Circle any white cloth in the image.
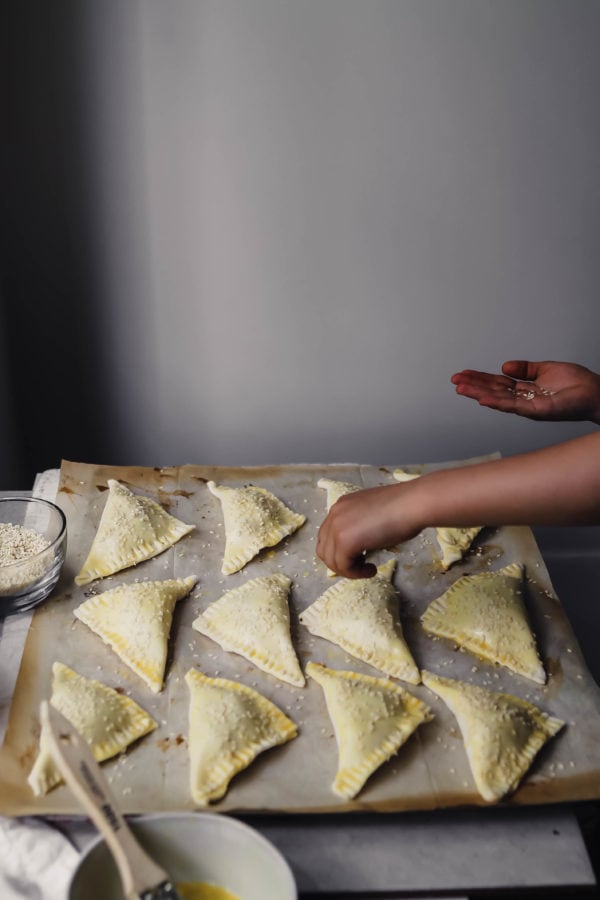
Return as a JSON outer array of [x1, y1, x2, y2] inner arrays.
[[0, 816, 79, 900]]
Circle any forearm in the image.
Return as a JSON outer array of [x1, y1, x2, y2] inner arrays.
[[410, 431, 600, 529], [317, 431, 600, 578]]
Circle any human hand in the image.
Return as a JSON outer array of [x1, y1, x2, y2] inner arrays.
[[451, 360, 600, 423], [316, 483, 422, 578]]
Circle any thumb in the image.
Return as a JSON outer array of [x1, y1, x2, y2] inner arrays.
[[501, 360, 541, 381]]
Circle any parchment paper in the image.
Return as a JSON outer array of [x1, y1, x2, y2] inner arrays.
[[1, 458, 599, 816]]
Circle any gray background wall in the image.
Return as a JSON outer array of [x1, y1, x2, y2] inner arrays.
[[3, 0, 600, 487]]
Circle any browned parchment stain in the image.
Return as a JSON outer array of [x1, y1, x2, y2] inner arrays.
[[18, 744, 37, 772], [544, 656, 564, 698], [156, 735, 186, 752]]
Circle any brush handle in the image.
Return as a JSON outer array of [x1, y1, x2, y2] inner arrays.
[[41, 701, 170, 900]]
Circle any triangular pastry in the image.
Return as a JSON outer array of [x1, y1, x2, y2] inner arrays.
[[192, 573, 304, 687], [318, 476, 362, 508], [75, 479, 194, 585], [28, 662, 157, 797], [391, 469, 422, 483], [307, 662, 433, 799], [421, 670, 564, 802], [299, 559, 420, 684], [393, 469, 482, 569], [421, 562, 545, 684], [208, 481, 306, 574], [318, 477, 363, 576], [185, 668, 297, 805], [74, 576, 196, 692], [434, 526, 484, 570]]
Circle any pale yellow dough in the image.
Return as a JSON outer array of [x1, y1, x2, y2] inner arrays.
[[207, 481, 306, 575], [435, 526, 484, 570], [421, 562, 545, 684], [185, 668, 297, 806], [318, 477, 362, 508], [391, 469, 422, 483], [28, 662, 157, 797], [308, 662, 433, 799], [74, 576, 196, 692], [393, 468, 482, 569], [421, 670, 564, 801], [75, 479, 194, 585], [299, 559, 420, 684], [192, 573, 304, 686]]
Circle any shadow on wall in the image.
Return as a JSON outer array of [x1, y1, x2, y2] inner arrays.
[[2, 1, 112, 488]]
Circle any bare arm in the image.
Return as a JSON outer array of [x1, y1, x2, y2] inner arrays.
[[316, 432, 600, 578]]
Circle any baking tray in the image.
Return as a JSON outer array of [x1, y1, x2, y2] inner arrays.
[[1, 458, 600, 816]]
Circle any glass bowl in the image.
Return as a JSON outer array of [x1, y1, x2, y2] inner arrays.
[[0, 496, 67, 616]]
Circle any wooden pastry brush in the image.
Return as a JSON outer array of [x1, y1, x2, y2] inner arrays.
[[41, 701, 182, 900]]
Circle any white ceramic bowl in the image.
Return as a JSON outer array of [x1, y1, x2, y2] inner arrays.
[[68, 813, 297, 900]]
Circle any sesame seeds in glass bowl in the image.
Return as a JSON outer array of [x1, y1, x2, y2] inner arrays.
[[0, 497, 67, 616]]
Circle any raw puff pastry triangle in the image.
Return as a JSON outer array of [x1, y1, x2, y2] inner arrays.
[[393, 468, 482, 569], [421, 562, 545, 684], [75, 479, 194, 585], [307, 662, 433, 799], [208, 481, 306, 575], [28, 662, 157, 797], [74, 576, 196, 693], [192, 573, 304, 687], [299, 559, 420, 684], [318, 476, 362, 508], [421, 670, 564, 802], [185, 668, 298, 805]]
